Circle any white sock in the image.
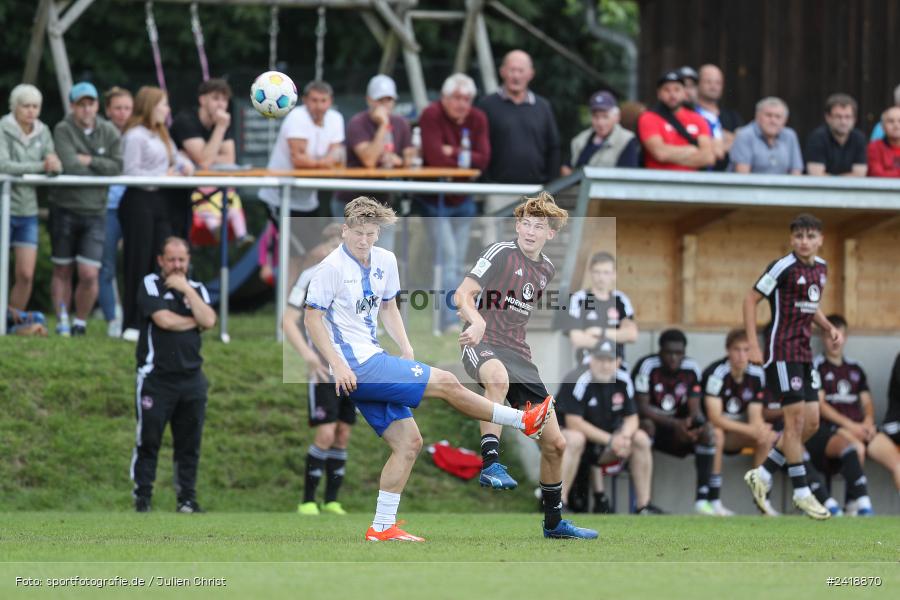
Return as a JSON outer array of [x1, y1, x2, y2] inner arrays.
[[491, 404, 524, 430], [73, 318, 87, 328], [793, 486, 812, 499], [856, 495, 872, 511], [757, 465, 773, 486], [372, 490, 401, 532], [824, 497, 839, 510]]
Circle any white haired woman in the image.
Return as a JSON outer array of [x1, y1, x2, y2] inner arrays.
[[0, 83, 62, 325]]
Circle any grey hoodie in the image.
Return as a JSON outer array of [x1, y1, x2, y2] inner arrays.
[[0, 113, 56, 216], [50, 113, 122, 215]]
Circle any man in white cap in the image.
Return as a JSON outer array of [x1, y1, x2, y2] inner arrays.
[[332, 75, 413, 218]]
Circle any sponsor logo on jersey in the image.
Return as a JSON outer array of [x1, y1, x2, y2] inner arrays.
[[471, 257, 491, 278], [356, 295, 379, 315], [612, 392, 624, 406]]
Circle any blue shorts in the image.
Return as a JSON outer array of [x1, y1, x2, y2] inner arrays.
[[10, 215, 38, 248], [349, 352, 431, 436]]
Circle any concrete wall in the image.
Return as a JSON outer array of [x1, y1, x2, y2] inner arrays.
[[513, 328, 900, 514]]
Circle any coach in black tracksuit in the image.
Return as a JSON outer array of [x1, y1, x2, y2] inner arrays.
[[131, 237, 216, 513]]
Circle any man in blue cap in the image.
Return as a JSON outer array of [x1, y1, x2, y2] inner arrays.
[[50, 82, 122, 336]]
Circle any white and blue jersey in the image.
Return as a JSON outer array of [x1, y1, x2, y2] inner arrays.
[[305, 243, 431, 436]]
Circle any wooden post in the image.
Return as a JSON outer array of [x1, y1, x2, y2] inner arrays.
[[680, 234, 697, 325], [23, 0, 52, 84], [843, 238, 858, 326]]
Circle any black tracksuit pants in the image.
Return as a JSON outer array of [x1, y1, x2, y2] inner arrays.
[[132, 369, 208, 503]]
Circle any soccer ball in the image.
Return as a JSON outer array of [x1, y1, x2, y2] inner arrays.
[[250, 71, 297, 118]]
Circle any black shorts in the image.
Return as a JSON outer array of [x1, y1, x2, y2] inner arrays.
[[307, 381, 356, 427], [461, 342, 549, 409], [765, 361, 820, 406], [49, 206, 105, 267], [881, 419, 900, 445], [652, 423, 695, 458], [805, 422, 838, 467]]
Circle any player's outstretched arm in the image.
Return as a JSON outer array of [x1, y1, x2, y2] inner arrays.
[[379, 298, 414, 360], [305, 306, 357, 395], [455, 276, 486, 346]]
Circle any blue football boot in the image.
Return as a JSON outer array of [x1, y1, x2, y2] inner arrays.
[[543, 519, 599, 540], [479, 463, 518, 489]]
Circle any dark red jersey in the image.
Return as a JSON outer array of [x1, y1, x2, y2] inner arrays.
[[754, 252, 827, 364], [814, 354, 869, 424], [632, 353, 702, 418], [464, 240, 555, 360], [701, 357, 768, 422]]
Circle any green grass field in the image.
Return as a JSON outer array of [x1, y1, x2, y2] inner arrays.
[[2, 513, 898, 599]]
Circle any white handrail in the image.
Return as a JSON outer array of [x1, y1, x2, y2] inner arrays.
[[0, 174, 542, 338]]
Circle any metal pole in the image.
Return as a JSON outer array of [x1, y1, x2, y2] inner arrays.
[[473, 11, 497, 94], [0, 179, 11, 336], [219, 191, 230, 343], [556, 179, 592, 325], [276, 183, 291, 342]]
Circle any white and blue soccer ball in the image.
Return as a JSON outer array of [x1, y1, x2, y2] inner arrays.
[[250, 71, 297, 118]]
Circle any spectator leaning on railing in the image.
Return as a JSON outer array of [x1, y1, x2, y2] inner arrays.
[[99, 86, 133, 338], [867, 106, 900, 178], [869, 83, 900, 141], [805, 94, 867, 177], [695, 64, 744, 171], [49, 82, 123, 337], [729, 97, 803, 175], [0, 83, 61, 321], [637, 70, 714, 171], [560, 91, 639, 175], [417, 73, 490, 333], [119, 86, 194, 341]]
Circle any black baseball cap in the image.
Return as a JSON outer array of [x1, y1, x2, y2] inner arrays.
[[657, 70, 684, 88], [678, 66, 699, 82], [591, 338, 617, 360], [588, 90, 617, 112]]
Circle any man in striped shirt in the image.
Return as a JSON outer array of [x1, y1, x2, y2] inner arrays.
[[742, 213, 843, 519]]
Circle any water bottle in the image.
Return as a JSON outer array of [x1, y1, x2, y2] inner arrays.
[[410, 126, 423, 169], [380, 125, 395, 169], [57, 303, 71, 337], [458, 128, 472, 169]]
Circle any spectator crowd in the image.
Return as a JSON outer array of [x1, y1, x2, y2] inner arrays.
[[3, 51, 900, 516]]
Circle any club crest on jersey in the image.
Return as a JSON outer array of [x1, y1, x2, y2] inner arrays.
[[612, 392, 624, 406], [539, 276, 547, 289], [356, 295, 379, 314], [373, 267, 384, 280], [837, 380, 852, 396], [726, 397, 742, 414], [807, 284, 820, 302], [479, 350, 495, 357], [411, 364, 424, 377], [790, 376, 803, 391], [522, 282, 535, 301], [661, 394, 676, 411]]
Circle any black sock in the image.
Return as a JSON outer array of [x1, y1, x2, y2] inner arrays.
[[787, 462, 809, 491], [839, 447, 868, 500], [303, 445, 327, 503], [709, 473, 722, 502], [541, 481, 563, 529], [762, 447, 786, 476], [481, 434, 500, 469], [325, 447, 347, 503], [593, 492, 608, 513], [805, 461, 829, 502], [694, 444, 715, 501]]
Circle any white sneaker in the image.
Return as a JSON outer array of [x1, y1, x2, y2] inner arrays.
[[711, 500, 735, 516], [107, 319, 122, 338], [122, 328, 139, 342], [762, 498, 780, 517], [694, 500, 716, 515], [793, 493, 831, 520]]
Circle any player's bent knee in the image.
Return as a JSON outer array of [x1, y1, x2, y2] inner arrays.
[[633, 429, 651, 449], [563, 428, 586, 451]]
